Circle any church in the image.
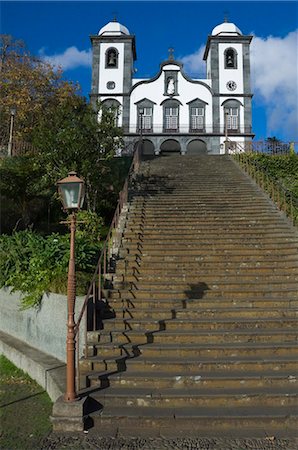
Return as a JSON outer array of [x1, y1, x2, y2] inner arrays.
[[90, 19, 254, 155]]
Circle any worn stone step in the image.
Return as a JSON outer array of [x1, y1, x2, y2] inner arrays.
[[137, 342, 298, 359], [113, 273, 298, 284], [88, 328, 297, 346], [98, 316, 298, 332], [120, 254, 298, 265], [123, 236, 298, 246], [102, 294, 297, 310], [103, 304, 298, 319], [98, 308, 298, 332], [121, 243, 298, 254], [89, 404, 298, 438], [88, 385, 297, 408], [116, 260, 298, 272], [125, 355, 298, 374], [88, 370, 297, 391], [112, 280, 298, 292], [107, 287, 298, 301], [80, 354, 298, 376], [123, 246, 298, 256]]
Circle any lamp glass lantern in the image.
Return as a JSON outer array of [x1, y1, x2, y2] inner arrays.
[[57, 171, 85, 211]]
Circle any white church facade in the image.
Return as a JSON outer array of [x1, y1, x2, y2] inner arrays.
[[90, 20, 254, 155]]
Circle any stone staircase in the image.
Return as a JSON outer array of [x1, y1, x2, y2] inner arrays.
[[80, 154, 298, 437]]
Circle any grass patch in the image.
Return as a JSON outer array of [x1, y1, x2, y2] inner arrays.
[[0, 355, 52, 449]]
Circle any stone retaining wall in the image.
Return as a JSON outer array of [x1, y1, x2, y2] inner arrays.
[[0, 288, 86, 362]]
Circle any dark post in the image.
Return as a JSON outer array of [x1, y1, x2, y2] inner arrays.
[[65, 211, 78, 402]]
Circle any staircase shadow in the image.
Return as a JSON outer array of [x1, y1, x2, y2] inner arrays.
[[129, 173, 175, 199], [183, 282, 210, 301], [79, 281, 211, 423]]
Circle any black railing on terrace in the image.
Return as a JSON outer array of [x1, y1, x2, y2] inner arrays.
[[122, 124, 253, 134], [226, 140, 297, 155]]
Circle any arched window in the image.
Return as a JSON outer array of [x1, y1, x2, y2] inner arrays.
[[187, 99, 207, 132], [101, 99, 121, 126], [162, 99, 181, 132], [223, 99, 242, 131], [224, 47, 237, 69], [136, 99, 156, 133], [105, 48, 118, 68]]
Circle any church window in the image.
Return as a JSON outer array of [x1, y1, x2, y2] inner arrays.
[[106, 48, 118, 68], [224, 48, 237, 69], [102, 99, 121, 126], [225, 107, 239, 130], [138, 107, 153, 132], [164, 107, 179, 131], [190, 107, 205, 131]]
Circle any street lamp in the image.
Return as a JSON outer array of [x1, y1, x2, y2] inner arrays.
[[57, 171, 85, 402], [8, 106, 16, 157], [139, 108, 144, 153], [224, 111, 229, 154]]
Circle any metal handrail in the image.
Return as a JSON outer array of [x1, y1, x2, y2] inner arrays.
[[225, 139, 297, 155], [75, 138, 143, 389], [233, 151, 298, 226]]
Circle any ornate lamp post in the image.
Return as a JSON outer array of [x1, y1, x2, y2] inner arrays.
[[57, 171, 85, 402], [8, 106, 16, 157], [138, 107, 144, 153], [224, 111, 229, 154]]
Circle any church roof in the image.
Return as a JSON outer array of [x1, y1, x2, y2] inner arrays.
[[98, 20, 130, 36], [211, 22, 242, 36]]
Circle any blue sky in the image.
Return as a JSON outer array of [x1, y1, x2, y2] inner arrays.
[[1, 1, 298, 141]]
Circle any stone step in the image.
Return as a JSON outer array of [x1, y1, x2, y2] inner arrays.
[[103, 308, 298, 333], [116, 260, 298, 272], [113, 273, 298, 284], [80, 354, 298, 376], [125, 355, 298, 375], [87, 385, 297, 408], [87, 329, 297, 346], [98, 310, 297, 332], [112, 280, 298, 292], [123, 235, 298, 245], [127, 217, 289, 226], [137, 342, 298, 360], [101, 298, 298, 320], [107, 287, 298, 300], [119, 253, 298, 263], [89, 404, 298, 438], [87, 370, 297, 391], [121, 242, 298, 253]]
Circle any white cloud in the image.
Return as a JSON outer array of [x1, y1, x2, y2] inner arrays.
[[180, 30, 298, 140], [39, 46, 92, 71], [251, 30, 298, 139], [180, 45, 206, 77]]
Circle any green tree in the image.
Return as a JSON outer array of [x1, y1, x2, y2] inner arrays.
[[0, 35, 124, 230], [31, 98, 123, 211], [0, 34, 77, 141]]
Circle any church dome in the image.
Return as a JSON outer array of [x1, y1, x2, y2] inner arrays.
[[211, 22, 242, 36], [98, 20, 130, 36]]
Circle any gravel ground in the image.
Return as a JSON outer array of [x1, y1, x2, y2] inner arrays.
[[41, 434, 298, 450]]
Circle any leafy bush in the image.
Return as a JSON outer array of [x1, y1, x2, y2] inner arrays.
[[0, 229, 102, 309], [242, 153, 298, 196]]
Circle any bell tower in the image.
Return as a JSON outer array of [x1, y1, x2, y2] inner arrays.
[[90, 20, 136, 128], [203, 21, 253, 146]]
